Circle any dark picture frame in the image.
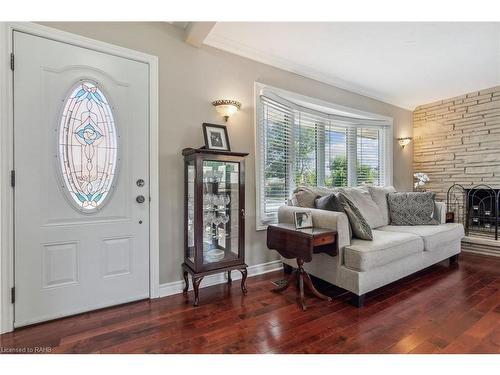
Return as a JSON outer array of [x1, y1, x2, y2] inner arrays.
[[202, 123, 231, 151], [294, 211, 313, 229]]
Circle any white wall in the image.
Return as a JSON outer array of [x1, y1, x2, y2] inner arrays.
[[41, 22, 414, 284]]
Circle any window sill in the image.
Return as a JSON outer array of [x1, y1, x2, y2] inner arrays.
[[256, 224, 268, 232]]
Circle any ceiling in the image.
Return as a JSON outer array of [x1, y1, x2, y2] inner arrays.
[[200, 22, 500, 110]]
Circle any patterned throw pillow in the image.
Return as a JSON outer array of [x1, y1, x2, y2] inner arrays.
[[337, 192, 373, 240], [387, 192, 439, 225]]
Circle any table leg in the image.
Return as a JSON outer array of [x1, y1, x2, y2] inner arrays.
[[227, 270, 232, 285], [298, 267, 306, 311], [302, 271, 332, 302]]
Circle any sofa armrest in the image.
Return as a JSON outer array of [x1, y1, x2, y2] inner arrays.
[[277, 206, 351, 253], [434, 201, 447, 224]]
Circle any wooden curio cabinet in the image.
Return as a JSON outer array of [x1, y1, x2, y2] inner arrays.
[[181, 148, 248, 306]]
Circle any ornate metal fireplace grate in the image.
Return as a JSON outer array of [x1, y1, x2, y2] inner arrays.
[[447, 184, 499, 240]]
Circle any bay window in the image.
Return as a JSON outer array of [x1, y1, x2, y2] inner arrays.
[[255, 84, 393, 228]]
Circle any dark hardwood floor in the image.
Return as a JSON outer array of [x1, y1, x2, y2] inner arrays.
[[1, 253, 499, 354]]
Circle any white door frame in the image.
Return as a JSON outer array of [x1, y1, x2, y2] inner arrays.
[[0, 22, 160, 334]]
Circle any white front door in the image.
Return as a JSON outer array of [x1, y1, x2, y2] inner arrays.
[[13, 31, 150, 327]]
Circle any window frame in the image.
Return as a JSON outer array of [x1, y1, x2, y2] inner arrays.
[[254, 82, 393, 230]]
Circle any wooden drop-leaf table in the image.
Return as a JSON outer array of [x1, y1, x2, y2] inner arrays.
[[266, 223, 337, 310]]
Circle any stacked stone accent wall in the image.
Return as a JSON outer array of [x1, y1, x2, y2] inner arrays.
[[413, 86, 500, 200]]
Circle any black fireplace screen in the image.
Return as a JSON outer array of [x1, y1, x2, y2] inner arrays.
[[447, 184, 499, 240]]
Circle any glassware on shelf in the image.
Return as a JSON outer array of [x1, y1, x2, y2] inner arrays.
[[215, 171, 224, 182], [217, 226, 225, 241], [221, 214, 230, 237], [212, 194, 222, 208], [204, 211, 215, 223], [202, 193, 231, 212], [203, 193, 214, 208], [212, 214, 223, 227], [204, 169, 225, 183], [203, 222, 212, 240], [203, 249, 225, 263], [204, 170, 215, 183]]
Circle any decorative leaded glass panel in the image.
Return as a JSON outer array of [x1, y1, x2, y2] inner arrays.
[[58, 81, 118, 212]]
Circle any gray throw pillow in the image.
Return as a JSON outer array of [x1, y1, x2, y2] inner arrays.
[[387, 192, 439, 226], [315, 193, 343, 212], [337, 192, 373, 240]]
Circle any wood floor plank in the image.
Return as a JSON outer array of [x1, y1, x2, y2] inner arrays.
[[1, 253, 499, 354]]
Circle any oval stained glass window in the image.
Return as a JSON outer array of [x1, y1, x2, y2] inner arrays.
[[58, 81, 118, 212]]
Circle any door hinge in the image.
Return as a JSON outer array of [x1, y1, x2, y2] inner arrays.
[[10, 170, 15, 187], [11, 287, 15, 304], [10, 53, 14, 71]]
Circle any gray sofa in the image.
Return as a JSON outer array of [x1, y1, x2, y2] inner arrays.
[[277, 186, 465, 307]]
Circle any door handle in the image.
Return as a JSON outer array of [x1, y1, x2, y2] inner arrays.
[[136, 195, 146, 204]]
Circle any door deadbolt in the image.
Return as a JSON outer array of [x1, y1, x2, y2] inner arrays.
[[136, 195, 146, 204], [136, 179, 145, 187]]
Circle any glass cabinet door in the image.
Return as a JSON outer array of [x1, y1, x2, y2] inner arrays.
[[201, 160, 240, 265], [186, 160, 195, 263]]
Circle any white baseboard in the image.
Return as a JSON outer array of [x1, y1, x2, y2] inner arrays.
[[158, 259, 283, 298]]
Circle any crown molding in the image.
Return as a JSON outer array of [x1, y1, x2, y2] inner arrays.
[[204, 32, 412, 111], [185, 22, 217, 48]]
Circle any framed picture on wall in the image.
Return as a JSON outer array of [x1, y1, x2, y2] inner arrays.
[[202, 123, 231, 151]]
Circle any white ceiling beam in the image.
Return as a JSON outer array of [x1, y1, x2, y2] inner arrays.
[[184, 22, 217, 47]]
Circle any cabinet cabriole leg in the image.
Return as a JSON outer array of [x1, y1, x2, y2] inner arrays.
[[192, 276, 203, 307], [183, 271, 189, 295], [240, 268, 248, 294]]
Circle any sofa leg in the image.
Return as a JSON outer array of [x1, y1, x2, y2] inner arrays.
[[449, 254, 459, 266], [351, 293, 366, 308], [283, 263, 294, 275]]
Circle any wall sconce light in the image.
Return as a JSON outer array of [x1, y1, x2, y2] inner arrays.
[[397, 137, 412, 149], [212, 99, 241, 122]]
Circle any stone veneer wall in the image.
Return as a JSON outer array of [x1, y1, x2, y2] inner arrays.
[[413, 86, 500, 201]]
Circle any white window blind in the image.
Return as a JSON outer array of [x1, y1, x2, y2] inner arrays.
[[322, 121, 348, 187], [257, 90, 392, 227], [259, 96, 293, 224], [356, 127, 385, 186]]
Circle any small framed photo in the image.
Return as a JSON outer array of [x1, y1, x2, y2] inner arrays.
[[294, 211, 313, 229], [202, 123, 231, 151]]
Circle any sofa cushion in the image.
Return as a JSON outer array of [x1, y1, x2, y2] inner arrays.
[[387, 192, 439, 225], [338, 192, 373, 240], [292, 186, 339, 208], [368, 186, 396, 226], [344, 230, 424, 271], [378, 223, 464, 252], [338, 186, 385, 228], [292, 188, 318, 208]]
